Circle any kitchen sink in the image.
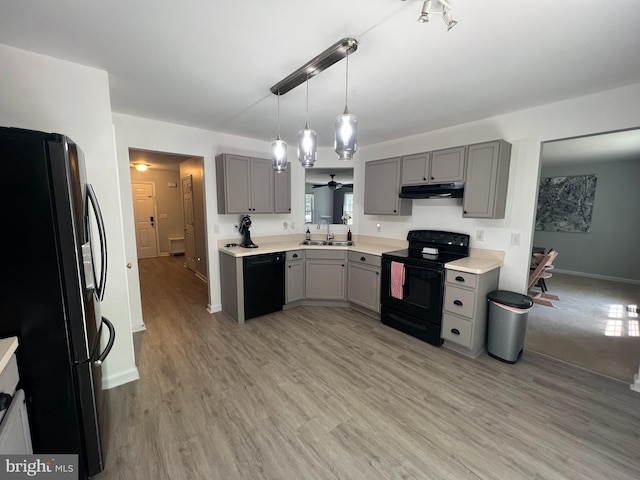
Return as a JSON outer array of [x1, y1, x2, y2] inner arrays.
[[298, 240, 355, 246]]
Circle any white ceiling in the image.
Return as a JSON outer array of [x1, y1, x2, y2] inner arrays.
[[2, 1, 640, 153]]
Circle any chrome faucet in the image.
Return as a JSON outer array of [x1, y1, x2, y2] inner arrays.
[[318, 217, 334, 242]]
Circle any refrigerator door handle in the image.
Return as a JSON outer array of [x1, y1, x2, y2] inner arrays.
[[85, 184, 108, 301], [94, 317, 115, 366], [81, 242, 96, 290]]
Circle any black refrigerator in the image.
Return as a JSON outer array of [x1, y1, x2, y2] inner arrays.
[[0, 127, 115, 479]]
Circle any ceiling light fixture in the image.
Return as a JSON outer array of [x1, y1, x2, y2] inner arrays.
[[418, 1, 431, 23], [298, 75, 317, 168], [133, 163, 150, 172], [441, 2, 458, 31], [271, 93, 288, 172], [411, 0, 458, 31], [270, 37, 358, 96], [334, 52, 357, 161]]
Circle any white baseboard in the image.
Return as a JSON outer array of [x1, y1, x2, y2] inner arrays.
[[102, 367, 140, 390], [131, 323, 146, 332], [554, 269, 640, 285], [631, 373, 640, 394], [208, 303, 222, 314]]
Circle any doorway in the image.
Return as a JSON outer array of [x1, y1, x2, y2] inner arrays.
[[526, 128, 640, 382], [131, 182, 158, 258], [128, 148, 208, 283]]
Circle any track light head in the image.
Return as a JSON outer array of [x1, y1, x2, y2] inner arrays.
[[442, 5, 458, 31], [418, 0, 431, 23]]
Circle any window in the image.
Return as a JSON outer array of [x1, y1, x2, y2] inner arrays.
[[342, 193, 354, 225], [305, 193, 314, 223]]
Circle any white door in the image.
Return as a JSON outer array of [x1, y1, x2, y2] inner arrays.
[[182, 176, 197, 272], [132, 183, 158, 259]]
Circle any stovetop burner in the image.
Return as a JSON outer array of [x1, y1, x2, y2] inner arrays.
[[382, 230, 470, 266]]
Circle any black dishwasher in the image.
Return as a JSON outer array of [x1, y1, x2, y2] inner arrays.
[[243, 252, 285, 320]]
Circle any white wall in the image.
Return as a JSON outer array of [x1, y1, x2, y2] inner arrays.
[[0, 44, 138, 388]]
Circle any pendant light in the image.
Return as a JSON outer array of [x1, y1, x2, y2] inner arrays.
[[298, 75, 317, 168], [334, 52, 357, 161], [271, 93, 288, 172]]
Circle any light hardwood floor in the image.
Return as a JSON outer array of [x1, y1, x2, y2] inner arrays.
[[97, 256, 640, 479]]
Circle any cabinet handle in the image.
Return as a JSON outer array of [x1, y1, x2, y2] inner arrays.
[[423, 177, 426, 181], [463, 210, 467, 214], [393, 209, 397, 213], [376, 272, 379, 276], [342, 264, 345, 267], [431, 177, 434, 180], [455, 276, 465, 282], [292, 254, 298, 258], [288, 265, 291, 269], [360, 256, 366, 262], [451, 328, 460, 335], [454, 300, 463, 307]]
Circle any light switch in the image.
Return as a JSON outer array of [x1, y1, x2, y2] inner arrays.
[[159, 213, 168, 219], [511, 233, 521, 245]]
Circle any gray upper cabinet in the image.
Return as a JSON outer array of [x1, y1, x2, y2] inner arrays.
[[216, 153, 275, 214], [274, 166, 291, 213], [401, 147, 466, 186], [463, 140, 511, 219], [364, 157, 412, 216], [430, 146, 466, 183], [401, 152, 431, 185]]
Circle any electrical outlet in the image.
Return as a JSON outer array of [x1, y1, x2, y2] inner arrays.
[[476, 229, 485, 242], [511, 233, 521, 245], [376, 223, 382, 232], [290, 221, 296, 230], [283, 221, 288, 230]]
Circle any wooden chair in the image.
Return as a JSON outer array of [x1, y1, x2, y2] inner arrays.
[[528, 252, 560, 307]]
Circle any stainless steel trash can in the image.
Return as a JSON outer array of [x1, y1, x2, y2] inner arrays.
[[487, 290, 533, 363]]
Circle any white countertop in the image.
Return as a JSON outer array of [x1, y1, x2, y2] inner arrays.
[[445, 257, 502, 274], [0, 336, 19, 373], [218, 240, 400, 258], [218, 235, 503, 274]]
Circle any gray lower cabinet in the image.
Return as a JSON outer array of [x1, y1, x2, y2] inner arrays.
[[216, 153, 275, 214], [441, 268, 500, 358], [285, 250, 304, 304], [347, 252, 381, 313], [462, 140, 511, 219], [305, 250, 347, 300], [364, 157, 412, 215]]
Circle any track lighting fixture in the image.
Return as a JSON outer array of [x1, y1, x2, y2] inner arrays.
[[418, 1, 431, 23], [442, 4, 458, 30], [271, 93, 288, 172], [410, 0, 458, 31]]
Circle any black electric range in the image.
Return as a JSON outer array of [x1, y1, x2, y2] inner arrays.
[[380, 230, 470, 346]]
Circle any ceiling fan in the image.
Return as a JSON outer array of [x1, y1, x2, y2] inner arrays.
[[312, 174, 353, 191]]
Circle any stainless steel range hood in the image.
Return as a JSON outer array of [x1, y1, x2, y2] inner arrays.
[[399, 183, 465, 199]]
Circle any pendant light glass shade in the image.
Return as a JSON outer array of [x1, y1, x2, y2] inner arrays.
[[334, 53, 357, 161], [271, 93, 288, 172], [298, 77, 317, 168]]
